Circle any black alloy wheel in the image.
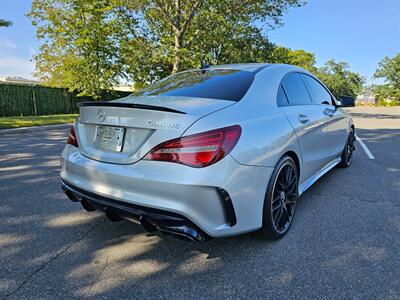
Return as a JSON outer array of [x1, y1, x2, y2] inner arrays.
[[262, 156, 299, 240]]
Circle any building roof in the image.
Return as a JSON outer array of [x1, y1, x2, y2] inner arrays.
[[0, 76, 41, 85]]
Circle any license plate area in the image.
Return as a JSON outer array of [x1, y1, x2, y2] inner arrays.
[[94, 125, 125, 152]]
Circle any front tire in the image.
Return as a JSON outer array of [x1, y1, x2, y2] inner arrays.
[[261, 155, 299, 240]]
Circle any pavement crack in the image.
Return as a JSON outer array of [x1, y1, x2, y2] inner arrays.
[[3, 223, 98, 300], [86, 256, 109, 297]]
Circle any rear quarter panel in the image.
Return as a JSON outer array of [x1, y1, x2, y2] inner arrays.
[[183, 64, 302, 169]]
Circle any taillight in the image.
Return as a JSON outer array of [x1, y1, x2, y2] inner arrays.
[[67, 126, 79, 148], [145, 125, 241, 167]]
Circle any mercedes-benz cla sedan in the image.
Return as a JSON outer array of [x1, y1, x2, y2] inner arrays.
[[61, 63, 356, 241]]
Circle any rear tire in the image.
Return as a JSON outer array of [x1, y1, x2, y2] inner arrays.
[[338, 128, 355, 168], [261, 155, 299, 240]]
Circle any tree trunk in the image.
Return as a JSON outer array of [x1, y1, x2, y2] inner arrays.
[[172, 33, 182, 74]]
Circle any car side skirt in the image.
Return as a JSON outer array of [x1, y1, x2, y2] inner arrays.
[[299, 157, 341, 195]]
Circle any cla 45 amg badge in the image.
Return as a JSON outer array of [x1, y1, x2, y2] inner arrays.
[[147, 120, 181, 129]]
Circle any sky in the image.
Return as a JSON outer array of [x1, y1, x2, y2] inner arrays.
[[0, 0, 399, 84], [266, 0, 400, 84]]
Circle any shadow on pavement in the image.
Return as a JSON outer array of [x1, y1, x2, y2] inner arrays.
[[1, 127, 399, 299]]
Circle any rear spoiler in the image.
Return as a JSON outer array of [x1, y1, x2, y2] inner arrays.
[[78, 102, 186, 114]]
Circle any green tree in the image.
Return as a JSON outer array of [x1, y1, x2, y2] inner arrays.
[[267, 46, 316, 72], [28, 0, 135, 98], [123, 11, 277, 88], [29, 0, 304, 95], [373, 53, 400, 104], [0, 19, 12, 27], [316, 60, 364, 98], [123, 0, 304, 87]]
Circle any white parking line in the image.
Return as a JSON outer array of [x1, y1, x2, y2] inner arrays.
[[355, 134, 375, 160]]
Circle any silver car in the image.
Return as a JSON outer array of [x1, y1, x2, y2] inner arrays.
[[61, 63, 355, 241]]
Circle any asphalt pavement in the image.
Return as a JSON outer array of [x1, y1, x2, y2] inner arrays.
[[0, 107, 399, 299]]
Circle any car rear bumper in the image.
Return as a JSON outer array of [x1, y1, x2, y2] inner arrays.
[[62, 180, 209, 241], [60, 145, 273, 238]]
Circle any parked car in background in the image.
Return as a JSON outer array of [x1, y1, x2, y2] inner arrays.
[[61, 63, 355, 241]]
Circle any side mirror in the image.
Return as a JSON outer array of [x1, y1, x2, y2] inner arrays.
[[339, 96, 355, 107]]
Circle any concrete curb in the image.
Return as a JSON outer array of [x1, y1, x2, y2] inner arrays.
[[0, 123, 73, 135]]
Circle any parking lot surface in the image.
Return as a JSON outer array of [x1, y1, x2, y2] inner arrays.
[[1, 107, 399, 299]]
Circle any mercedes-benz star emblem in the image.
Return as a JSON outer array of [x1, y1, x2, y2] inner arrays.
[[97, 109, 106, 122]]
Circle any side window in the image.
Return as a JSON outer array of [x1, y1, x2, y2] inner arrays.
[[281, 73, 312, 106], [277, 85, 289, 106], [302, 74, 333, 105]]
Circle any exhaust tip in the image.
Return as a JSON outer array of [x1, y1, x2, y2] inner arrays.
[[159, 225, 207, 242]]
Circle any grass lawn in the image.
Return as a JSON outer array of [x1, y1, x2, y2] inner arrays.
[[0, 114, 78, 129]]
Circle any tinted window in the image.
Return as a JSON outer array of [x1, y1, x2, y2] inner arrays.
[[281, 73, 312, 105], [277, 85, 289, 106], [134, 69, 255, 101], [302, 75, 333, 105]]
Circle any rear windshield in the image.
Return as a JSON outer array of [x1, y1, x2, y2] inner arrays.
[[134, 69, 255, 101]]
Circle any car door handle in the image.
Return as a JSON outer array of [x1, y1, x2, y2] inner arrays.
[[298, 114, 310, 124], [324, 108, 335, 117]]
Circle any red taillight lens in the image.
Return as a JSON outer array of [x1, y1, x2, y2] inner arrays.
[[145, 125, 241, 167], [67, 126, 79, 148]]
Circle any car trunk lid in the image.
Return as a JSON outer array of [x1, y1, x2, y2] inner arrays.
[[75, 95, 234, 164]]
